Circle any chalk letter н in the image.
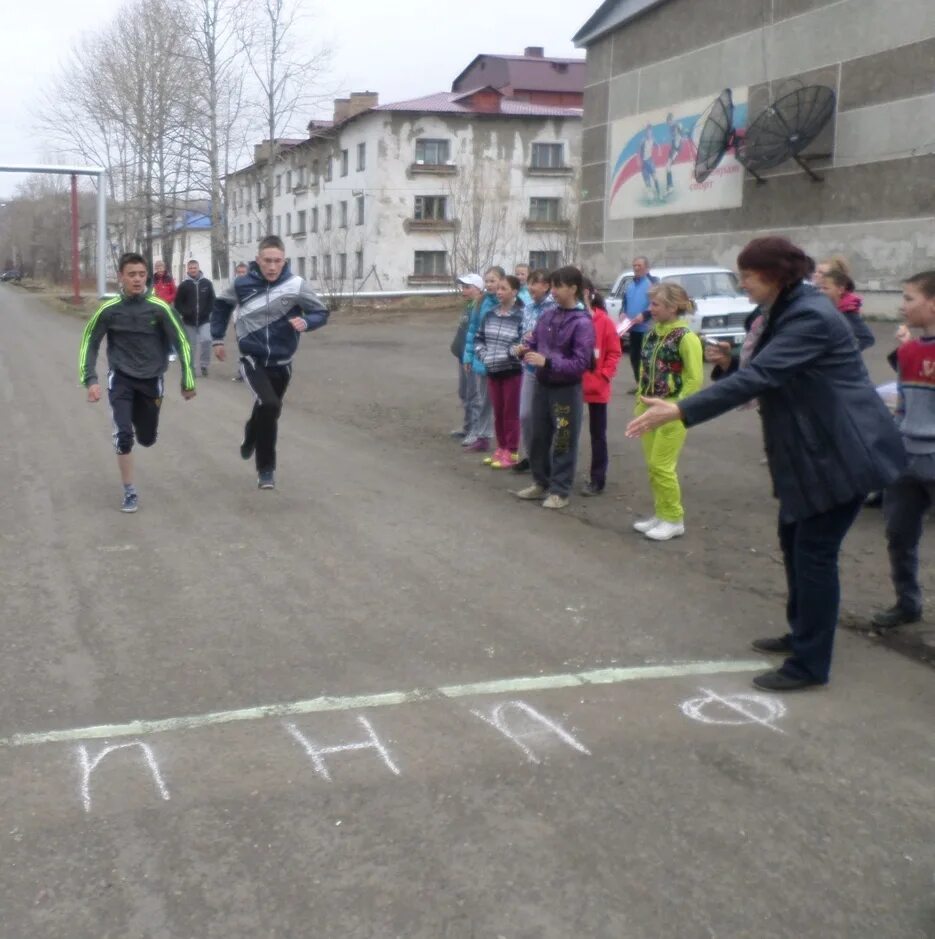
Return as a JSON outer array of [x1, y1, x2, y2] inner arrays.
[[76, 741, 171, 813], [284, 716, 401, 781], [471, 701, 591, 765]]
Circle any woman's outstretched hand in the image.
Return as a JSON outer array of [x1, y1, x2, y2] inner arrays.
[[625, 397, 683, 438]]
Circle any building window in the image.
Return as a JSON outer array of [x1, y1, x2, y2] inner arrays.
[[415, 139, 450, 165], [275, 175, 282, 195], [339, 201, 348, 228], [355, 249, 364, 278], [325, 205, 332, 230], [311, 207, 319, 233], [247, 222, 253, 242], [296, 210, 306, 233], [310, 256, 318, 279], [340, 149, 349, 177], [323, 254, 332, 278], [275, 215, 282, 235], [414, 195, 447, 221], [297, 165, 306, 186], [285, 212, 292, 235], [239, 224, 244, 243], [356, 195, 365, 226], [230, 226, 237, 244], [312, 159, 319, 181], [325, 157, 333, 181], [529, 197, 560, 223], [338, 253, 347, 279], [413, 251, 447, 276], [286, 170, 293, 191], [357, 142, 366, 171], [529, 251, 562, 271], [531, 143, 564, 169], [296, 256, 306, 276]]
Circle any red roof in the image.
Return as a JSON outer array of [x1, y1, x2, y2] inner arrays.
[[375, 91, 582, 118], [452, 53, 585, 95]]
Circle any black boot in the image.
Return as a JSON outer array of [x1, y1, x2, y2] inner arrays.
[[751, 635, 793, 655], [871, 605, 922, 629]]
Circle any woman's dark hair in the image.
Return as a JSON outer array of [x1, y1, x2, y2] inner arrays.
[[502, 274, 521, 292], [528, 269, 551, 285], [581, 276, 605, 310], [824, 269, 855, 292], [118, 252, 147, 271], [905, 270, 935, 299], [737, 237, 812, 289], [549, 265, 584, 301]]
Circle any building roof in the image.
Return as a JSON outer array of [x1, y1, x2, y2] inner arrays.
[[452, 52, 585, 94], [374, 91, 582, 118], [573, 0, 671, 47]]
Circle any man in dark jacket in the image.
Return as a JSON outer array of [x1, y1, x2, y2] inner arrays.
[[174, 259, 216, 377], [211, 235, 329, 490], [627, 237, 905, 693]]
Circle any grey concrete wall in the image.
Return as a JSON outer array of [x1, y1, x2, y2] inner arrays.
[[579, 0, 935, 288]]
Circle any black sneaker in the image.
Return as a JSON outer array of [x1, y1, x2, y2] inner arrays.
[[581, 482, 604, 497], [871, 605, 922, 630], [257, 471, 275, 490], [201, 367, 208, 378], [752, 668, 824, 692], [511, 458, 530, 474], [751, 635, 793, 655], [240, 438, 255, 461]]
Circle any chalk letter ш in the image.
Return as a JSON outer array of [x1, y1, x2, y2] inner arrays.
[[284, 716, 401, 781]]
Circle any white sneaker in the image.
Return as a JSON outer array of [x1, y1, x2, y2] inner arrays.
[[542, 494, 569, 510], [644, 520, 685, 541], [633, 516, 659, 533], [514, 484, 546, 500]]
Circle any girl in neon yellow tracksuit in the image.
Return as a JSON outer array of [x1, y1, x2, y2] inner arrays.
[[633, 283, 703, 541]]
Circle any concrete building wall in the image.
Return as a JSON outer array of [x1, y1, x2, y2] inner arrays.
[[227, 110, 582, 293], [579, 0, 935, 290]]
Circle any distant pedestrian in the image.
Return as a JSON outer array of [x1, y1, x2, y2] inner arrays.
[[513, 265, 595, 510], [153, 259, 179, 362], [514, 263, 532, 305], [627, 236, 905, 692], [631, 283, 702, 539], [461, 267, 502, 452], [451, 273, 484, 438], [621, 256, 657, 387], [231, 262, 249, 381], [79, 252, 196, 513], [475, 274, 524, 469], [581, 278, 622, 496], [872, 270, 935, 630], [211, 236, 329, 490], [819, 269, 875, 351], [174, 259, 216, 377]]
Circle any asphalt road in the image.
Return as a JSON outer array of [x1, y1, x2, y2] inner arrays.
[[0, 286, 933, 939]]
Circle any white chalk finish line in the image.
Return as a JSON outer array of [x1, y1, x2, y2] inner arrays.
[[1, 660, 766, 748]]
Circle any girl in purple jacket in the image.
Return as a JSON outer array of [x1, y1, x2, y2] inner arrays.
[[512, 266, 596, 509]]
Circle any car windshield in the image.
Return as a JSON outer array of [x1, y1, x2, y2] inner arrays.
[[662, 271, 742, 299]]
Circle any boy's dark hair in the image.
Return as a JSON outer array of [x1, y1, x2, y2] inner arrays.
[[905, 270, 935, 299], [737, 237, 811, 289], [258, 235, 285, 253], [582, 276, 606, 310], [824, 269, 855, 292], [550, 264, 584, 301], [118, 252, 147, 272], [528, 269, 550, 285], [502, 274, 521, 292]]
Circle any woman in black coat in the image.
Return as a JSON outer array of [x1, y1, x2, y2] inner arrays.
[[627, 237, 905, 692]]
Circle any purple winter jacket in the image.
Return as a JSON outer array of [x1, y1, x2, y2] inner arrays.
[[527, 303, 596, 386]]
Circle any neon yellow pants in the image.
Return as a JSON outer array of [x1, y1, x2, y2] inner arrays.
[[639, 419, 687, 522]]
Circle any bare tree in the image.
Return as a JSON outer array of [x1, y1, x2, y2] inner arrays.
[[237, 0, 333, 232]]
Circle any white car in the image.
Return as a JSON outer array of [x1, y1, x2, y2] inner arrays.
[[606, 266, 756, 347]]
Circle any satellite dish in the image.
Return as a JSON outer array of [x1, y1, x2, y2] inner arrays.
[[740, 85, 836, 182], [692, 89, 737, 184]]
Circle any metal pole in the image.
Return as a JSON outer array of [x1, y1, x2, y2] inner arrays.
[[96, 177, 107, 297], [70, 174, 81, 304]]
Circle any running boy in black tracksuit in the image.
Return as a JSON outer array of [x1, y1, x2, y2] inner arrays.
[[211, 235, 329, 490], [79, 252, 196, 512]]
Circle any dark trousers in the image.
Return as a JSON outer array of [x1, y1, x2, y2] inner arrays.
[[628, 331, 646, 382], [241, 358, 292, 472], [588, 402, 608, 489], [488, 371, 522, 452], [777, 498, 863, 683], [883, 469, 934, 615], [529, 382, 583, 498], [108, 370, 163, 454]]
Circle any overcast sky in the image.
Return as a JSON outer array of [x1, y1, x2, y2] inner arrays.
[[0, 0, 584, 198]]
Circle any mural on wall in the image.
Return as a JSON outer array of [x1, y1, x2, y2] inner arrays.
[[608, 88, 748, 219]]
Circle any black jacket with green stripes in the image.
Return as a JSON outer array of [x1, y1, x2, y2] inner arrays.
[[79, 290, 195, 391]]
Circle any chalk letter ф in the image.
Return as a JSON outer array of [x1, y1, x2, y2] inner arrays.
[[471, 700, 591, 765], [76, 741, 171, 813], [284, 716, 401, 781]]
